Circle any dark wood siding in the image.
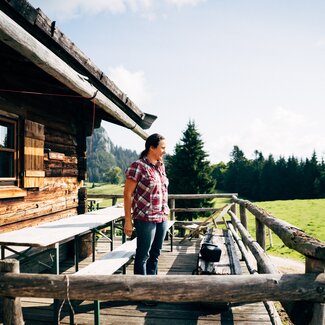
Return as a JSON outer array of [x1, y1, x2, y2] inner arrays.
[[0, 100, 88, 233]]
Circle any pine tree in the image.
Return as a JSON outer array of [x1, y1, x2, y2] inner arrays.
[[302, 151, 320, 198], [166, 120, 215, 221], [223, 146, 247, 195]]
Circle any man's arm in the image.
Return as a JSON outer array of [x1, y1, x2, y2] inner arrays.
[[123, 178, 137, 237]]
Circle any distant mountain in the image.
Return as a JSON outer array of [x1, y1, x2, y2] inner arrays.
[[86, 127, 139, 183]]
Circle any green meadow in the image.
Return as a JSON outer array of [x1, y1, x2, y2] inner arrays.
[[87, 183, 325, 260], [251, 198, 325, 260], [85, 182, 124, 207], [214, 197, 325, 261]]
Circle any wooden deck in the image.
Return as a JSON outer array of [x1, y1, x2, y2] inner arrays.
[[2, 236, 273, 325]]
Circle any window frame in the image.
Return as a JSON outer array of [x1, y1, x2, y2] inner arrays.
[[0, 115, 18, 186]]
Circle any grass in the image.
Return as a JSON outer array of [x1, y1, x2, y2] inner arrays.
[[250, 198, 325, 261], [211, 197, 325, 261], [87, 183, 325, 261], [255, 199, 325, 242], [201, 197, 325, 261], [85, 182, 124, 207]]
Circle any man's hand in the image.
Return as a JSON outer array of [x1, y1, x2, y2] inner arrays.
[[124, 219, 133, 237]]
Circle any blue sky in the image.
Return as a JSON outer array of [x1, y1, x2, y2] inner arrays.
[[28, 0, 325, 163]]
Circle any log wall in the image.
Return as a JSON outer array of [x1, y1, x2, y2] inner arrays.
[[0, 95, 89, 234]]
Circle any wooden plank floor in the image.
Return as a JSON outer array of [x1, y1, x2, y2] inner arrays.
[[1, 235, 273, 325]]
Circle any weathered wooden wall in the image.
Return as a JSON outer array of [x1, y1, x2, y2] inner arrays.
[[0, 94, 91, 234]]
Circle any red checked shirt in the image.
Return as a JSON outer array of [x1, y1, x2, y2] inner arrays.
[[125, 158, 169, 223]]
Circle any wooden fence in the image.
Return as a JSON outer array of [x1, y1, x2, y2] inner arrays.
[[1, 193, 325, 325], [230, 195, 325, 325]]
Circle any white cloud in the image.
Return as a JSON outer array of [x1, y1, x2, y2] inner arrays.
[[209, 106, 323, 162], [30, 0, 153, 20], [32, 0, 125, 19], [108, 65, 151, 108], [165, 0, 206, 8], [29, 0, 205, 20], [316, 39, 325, 48]]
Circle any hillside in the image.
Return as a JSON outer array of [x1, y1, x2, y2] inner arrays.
[[86, 127, 139, 183]]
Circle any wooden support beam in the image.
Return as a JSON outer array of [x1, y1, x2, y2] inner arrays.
[[180, 204, 231, 243], [239, 204, 247, 229], [306, 257, 325, 325], [170, 199, 175, 252], [228, 210, 278, 274], [0, 273, 324, 303], [87, 193, 237, 200], [173, 207, 220, 212], [256, 218, 266, 251], [168, 193, 237, 200], [227, 223, 283, 325], [0, 260, 24, 325], [227, 222, 257, 274]]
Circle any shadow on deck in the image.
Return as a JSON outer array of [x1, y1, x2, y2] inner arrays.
[[13, 237, 273, 325]]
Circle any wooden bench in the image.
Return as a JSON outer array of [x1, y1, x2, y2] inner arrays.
[[192, 227, 242, 310], [69, 220, 175, 325], [74, 237, 137, 276], [68, 238, 137, 325]]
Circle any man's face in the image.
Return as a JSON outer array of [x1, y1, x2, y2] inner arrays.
[[152, 139, 166, 161]]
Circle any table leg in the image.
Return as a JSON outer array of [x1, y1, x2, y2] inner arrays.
[[53, 243, 60, 325], [92, 230, 96, 262], [122, 219, 126, 244], [53, 243, 59, 274], [1, 245, 4, 259], [171, 225, 174, 252], [74, 235, 79, 272], [110, 221, 114, 251], [94, 300, 100, 325], [71, 237, 79, 324]]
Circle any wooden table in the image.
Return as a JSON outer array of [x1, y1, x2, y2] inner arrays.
[[0, 205, 125, 274], [0, 205, 125, 324]]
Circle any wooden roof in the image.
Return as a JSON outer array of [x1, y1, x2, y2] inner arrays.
[[0, 0, 156, 136]]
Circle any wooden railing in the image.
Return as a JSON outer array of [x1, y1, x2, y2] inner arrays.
[[87, 192, 237, 223], [231, 195, 325, 325], [1, 193, 325, 325]]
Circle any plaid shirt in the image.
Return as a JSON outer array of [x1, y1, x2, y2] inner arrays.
[[125, 158, 169, 223]]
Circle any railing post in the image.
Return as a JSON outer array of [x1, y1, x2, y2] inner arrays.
[[255, 218, 266, 251], [170, 199, 175, 252], [78, 186, 88, 214], [306, 257, 325, 325], [239, 204, 247, 229], [230, 201, 236, 215], [112, 196, 118, 206], [0, 259, 24, 325], [230, 198, 237, 233], [170, 199, 175, 222], [268, 228, 273, 248]]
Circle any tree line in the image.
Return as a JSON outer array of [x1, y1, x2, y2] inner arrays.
[[214, 146, 325, 201], [86, 122, 325, 204], [165, 120, 325, 205], [164, 120, 325, 221]]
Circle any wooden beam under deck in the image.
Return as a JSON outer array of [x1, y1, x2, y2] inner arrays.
[[0, 237, 276, 325]]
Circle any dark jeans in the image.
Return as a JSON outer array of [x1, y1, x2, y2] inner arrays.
[[134, 219, 168, 275]]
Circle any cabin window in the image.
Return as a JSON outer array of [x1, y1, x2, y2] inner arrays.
[[0, 117, 17, 183]]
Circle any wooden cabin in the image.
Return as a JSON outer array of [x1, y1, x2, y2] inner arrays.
[[0, 0, 155, 234]]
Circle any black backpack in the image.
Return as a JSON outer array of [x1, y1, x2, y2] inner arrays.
[[199, 243, 222, 262]]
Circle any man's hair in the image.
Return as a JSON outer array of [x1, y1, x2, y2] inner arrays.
[[139, 133, 165, 159]]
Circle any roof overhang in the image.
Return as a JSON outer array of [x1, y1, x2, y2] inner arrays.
[[0, 0, 156, 139]]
